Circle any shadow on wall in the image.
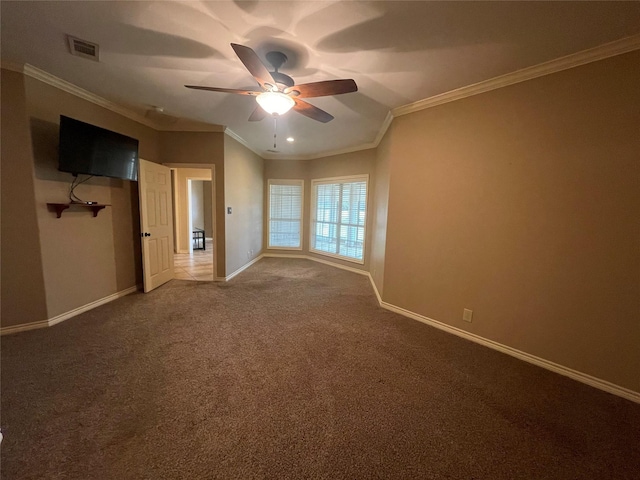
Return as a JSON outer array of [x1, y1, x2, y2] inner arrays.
[[30, 117, 73, 182], [29, 117, 114, 189]]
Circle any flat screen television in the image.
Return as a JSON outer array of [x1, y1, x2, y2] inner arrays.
[[58, 115, 139, 181]]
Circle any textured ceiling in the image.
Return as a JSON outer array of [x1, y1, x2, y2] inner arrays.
[[2, 1, 640, 159]]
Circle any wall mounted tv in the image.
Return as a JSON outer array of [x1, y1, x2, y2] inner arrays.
[[58, 115, 139, 181]]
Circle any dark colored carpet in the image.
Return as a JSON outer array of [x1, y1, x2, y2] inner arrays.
[[1, 258, 639, 479]]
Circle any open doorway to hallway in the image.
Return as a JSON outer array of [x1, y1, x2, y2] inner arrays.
[[170, 167, 215, 281]]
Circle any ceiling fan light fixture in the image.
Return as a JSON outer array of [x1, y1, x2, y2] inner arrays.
[[256, 91, 295, 115]]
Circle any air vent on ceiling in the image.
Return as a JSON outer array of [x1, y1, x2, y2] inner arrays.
[[67, 35, 99, 61]]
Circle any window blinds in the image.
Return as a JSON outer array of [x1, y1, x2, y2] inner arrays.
[[268, 181, 303, 248], [311, 178, 367, 262]]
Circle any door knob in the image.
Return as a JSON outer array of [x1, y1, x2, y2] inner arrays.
[[140, 232, 151, 237]]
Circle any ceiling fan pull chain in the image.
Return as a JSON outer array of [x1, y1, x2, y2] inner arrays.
[[273, 115, 278, 149]]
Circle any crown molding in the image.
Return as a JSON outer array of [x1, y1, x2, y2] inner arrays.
[[5, 32, 637, 160], [1, 62, 225, 132], [373, 110, 394, 146], [20, 63, 160, 128], [392, 33, 640, 118], [161, 123, 225, 133], [266, 142, 378, 162], [263, 110, 393, 161], [1, 61, 384, 160], [224, 127, 264, 158]]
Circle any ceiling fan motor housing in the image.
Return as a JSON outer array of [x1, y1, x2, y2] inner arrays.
[[265, 51, 294, 89], [270, 71, 295, 89]]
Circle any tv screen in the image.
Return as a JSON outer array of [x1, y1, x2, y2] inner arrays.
[[58, 115, 139, 181]]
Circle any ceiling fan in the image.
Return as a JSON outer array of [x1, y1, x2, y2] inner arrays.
[[185, 43, 357, 123]]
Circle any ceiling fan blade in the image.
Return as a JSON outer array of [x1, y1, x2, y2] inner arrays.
[[285, 79, 357, 98], [248, 104, 267, 122], [293, 98, 334, 123], [231, 43, 277, 91], [185, 85, 261, 96]]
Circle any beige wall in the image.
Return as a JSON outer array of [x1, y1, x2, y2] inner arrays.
[[1, 71, 259, 323], [203, 181, 213, 238], [224, 135, 264, 276], [20, 74, 159, 319], [380, 51, 640, 392], [264, 149, 377, 271], [1, 70, 49, 327], [370, 128, 392, 294], [191, 180, 205, 231], [159, 132, 225, 276]]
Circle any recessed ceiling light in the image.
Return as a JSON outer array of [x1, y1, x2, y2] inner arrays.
[[286, 137, 294, 142]]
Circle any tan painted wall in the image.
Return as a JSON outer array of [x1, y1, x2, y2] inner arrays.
[[203, 181, 213, 238], [263, 149, 377, 271], [380, 51, 640, 392], [1, 70, 49, 327], [191, 180, 205, 231], [159, 132, 225, 276], [23, 74, 159, 319], [223, 136, 264, 276], [370, 128, 392, 294]]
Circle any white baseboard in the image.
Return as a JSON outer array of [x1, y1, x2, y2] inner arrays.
[[221, 255, 264, 282], [262, 252, 307, 260], [48, 285, 140, 327], [376, 297, 640, 404], [195, 252, 640, 404], [262, 252, 370, 277], [1, 285, 140, 336], [367, 272, 384, 306], [0, 319, 50, 336], [8, 254, 636, 403]]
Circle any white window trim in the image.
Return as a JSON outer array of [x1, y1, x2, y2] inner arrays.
[[310, 174, 369, 265], [267, 179, 304, 251]]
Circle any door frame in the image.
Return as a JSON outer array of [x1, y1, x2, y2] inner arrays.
[[165, 163, 217, 280]]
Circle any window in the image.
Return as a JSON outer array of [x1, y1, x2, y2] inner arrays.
[[310, 175, 368, 263], [268, 179, 303, 249]]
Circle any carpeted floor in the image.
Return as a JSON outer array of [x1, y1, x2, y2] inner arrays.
[[1, 258, 639, 479]]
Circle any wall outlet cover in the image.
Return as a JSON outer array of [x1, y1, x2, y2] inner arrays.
[[463, 308, 473, 322]]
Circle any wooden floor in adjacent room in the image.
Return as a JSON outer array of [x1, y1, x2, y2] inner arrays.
[[173, 239, 213, 281]]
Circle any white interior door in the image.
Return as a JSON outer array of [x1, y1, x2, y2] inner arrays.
[[139, 159, 174, 292]]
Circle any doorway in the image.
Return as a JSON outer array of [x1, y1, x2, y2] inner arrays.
[[169, 166, 215, 281]]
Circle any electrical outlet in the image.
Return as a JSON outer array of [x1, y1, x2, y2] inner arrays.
[[463, 308, 473, 323], [227, 207, 232, 214]]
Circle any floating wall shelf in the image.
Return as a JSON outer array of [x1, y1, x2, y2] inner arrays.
[[47, 203, 111, 218]]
